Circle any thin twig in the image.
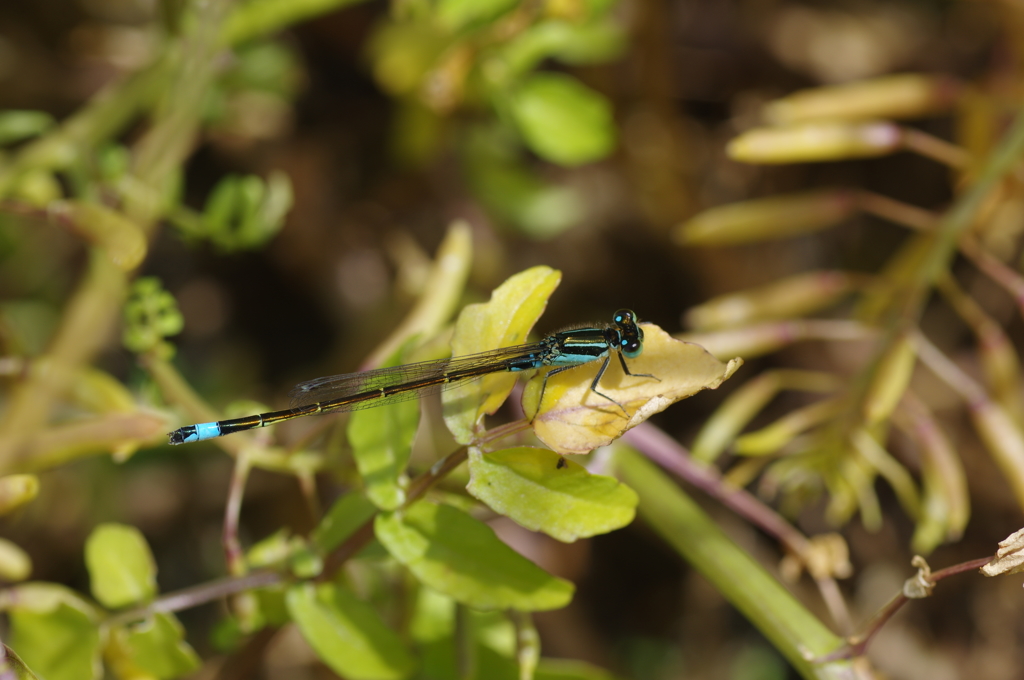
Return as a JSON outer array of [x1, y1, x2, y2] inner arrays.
[[817, 556, 991, 661]]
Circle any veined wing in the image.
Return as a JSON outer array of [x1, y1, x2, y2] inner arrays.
[[287, 340, 557, 414]]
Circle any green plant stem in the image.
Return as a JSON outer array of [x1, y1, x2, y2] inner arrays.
[[0, 61, 167, 199], [0, 1, 232, 472], [623, 423, 853, 633], [0, 252, 126, 472], [0, 0, 386, 471], [612, 447, 855, 679], [126, 0, 231, 229], [914, 109, 1024, 310], [20, 412, 168, 471]]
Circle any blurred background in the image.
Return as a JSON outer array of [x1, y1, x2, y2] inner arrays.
[[1, 0, 1022, 678]]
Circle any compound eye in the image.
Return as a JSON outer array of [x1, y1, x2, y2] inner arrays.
[[621, 338, 642, 358], [614, 309, 635, 326]]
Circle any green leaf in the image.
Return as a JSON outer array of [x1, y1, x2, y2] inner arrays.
[[0, 537, 32, 582], [193, 172, 292, 252], [0, 110, 54, 146], [246, 528, 295, 568], [312, 492, 378, 553], [257, 585, 293, 627], [415, 610, 519, 680], [437, 0, 518, 31], [349, 400, 419, 510], [466, 447, 638, 542], [112, 613, 201, 678], [494, 20, 626, 81], [462, 126, 586, 237], [443, 265, 561, 442], [122, 277, 183, 357], [0, 474, 39, 517], [348, 339, 421, 510], [375, 500, 574, 611], [7, 586, 102, 680], [286, 582, 415, 680], [508, 73, 615, 166], [84, 523, 156, 608], [418, 638, 520, 680], [1, 644, 41, 680], [366, 23, 449, 96], [409, 586, 455, 643]]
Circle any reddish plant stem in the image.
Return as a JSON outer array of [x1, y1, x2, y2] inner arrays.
[[818, 556, 992, 661]]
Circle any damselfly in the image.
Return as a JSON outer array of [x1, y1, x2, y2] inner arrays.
[[168, 309, 655, 445]]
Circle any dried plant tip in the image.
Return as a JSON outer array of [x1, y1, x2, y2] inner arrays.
[[980, 527, 1024, 577], [903, 556, 934, 598], [803, 533, 853, 580]]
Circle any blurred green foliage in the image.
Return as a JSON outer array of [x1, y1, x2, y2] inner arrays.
[[2, 0, 1024, 678]]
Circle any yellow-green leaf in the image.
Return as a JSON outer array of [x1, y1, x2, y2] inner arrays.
[[0, 643, 40, 680], [727, 122, 902, 164], [763, 74, 961, 125], [84, 523, 156, 608], [375, 500, 574, 611], [312, 492, 377, 553], [675, 190, 856, 245], [0, 537, 32, 582], [7, 585, 101, 680], [467, 447, 637, 542], [509, 73, 616, 166], [110, 613, 200, 678], [287, 582, 415, 680], [443, 266, 561, 442], [0, 474, 39, 516], [349, 400, 419, 510]]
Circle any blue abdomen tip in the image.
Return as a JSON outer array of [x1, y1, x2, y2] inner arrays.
[[193, 422, 222, 442]]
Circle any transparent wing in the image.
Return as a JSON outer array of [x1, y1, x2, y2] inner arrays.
[[287, 341, 554, 414]]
